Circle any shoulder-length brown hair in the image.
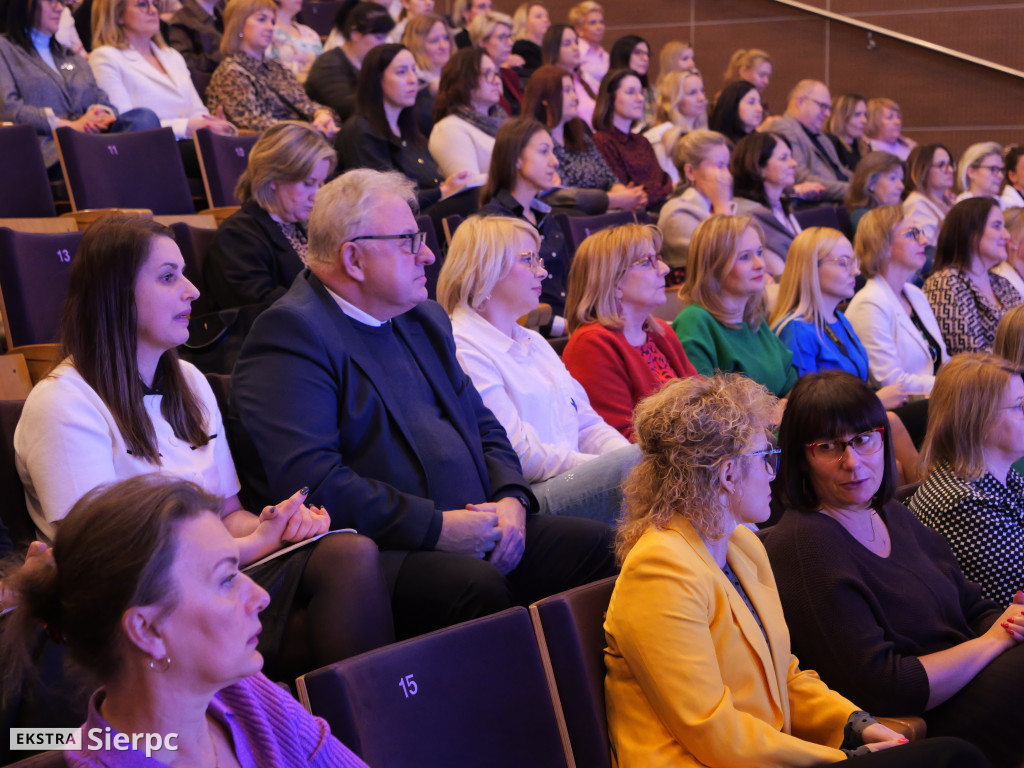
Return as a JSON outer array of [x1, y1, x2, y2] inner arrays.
[[480, 118, 549, 205], [934, 197, 999, 272], [522, 64, 588, 154], [432, 46, 486, 122], [56, 215, 209, 463], [679, 214, 766, 329], [844, 151, 903, 212], [591, 68, 637, 132], [924, 353, 1024, 480]]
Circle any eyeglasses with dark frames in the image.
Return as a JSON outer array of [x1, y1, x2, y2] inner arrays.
[[805, 427, 886, 463], [349, 231, 427, 255]]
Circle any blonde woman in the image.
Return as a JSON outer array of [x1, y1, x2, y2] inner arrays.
[[205, 0, 338, 134], [437, 215, 635, 523], [993, 206, 1024, 296], [955, 141, 1005, 205], [911, 353, 1024, 606], [468, 10, 522, 115], [605, 374, 969, 768], [643, 68, 707, 183], [672, 215, 799, 396], [562, 223, 698, 439], [846, 205, 947, 394], [903, 143, 955, 248], [510, 2, 549, 75], [402, 13, 451, 94], [655, 39, 695, 90], [657, 129, 732, 275], [722, 47, 772, 92], [864, 97, 915, 161], [90, 0, 234, 140]]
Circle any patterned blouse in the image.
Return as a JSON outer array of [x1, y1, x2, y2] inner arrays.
[[267, 23, 323, 82], [922, 267, 1022, 354], [554, 133, 618, 190], [910, 464, 1024, 604], [205, 52, 336, 132], [638, 338, 676, 383], [593, 126, 672, 208]]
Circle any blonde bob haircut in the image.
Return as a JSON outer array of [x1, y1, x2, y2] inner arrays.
[[468, 10, 513, 46], [435, 216, 540, 313], [235, 121, 337, 214], [769, 227, 851, 334], [511, 2, 544, 40], [864, 97, 904, 141], [616, 374, 777, 561], [567, 0, 602, 29], [922, 352, 1024, 480], [854, 204, 904, 278], [655, 69, 708, 130], [221, 0, 277, 55], [995, 304, 1024, 369], [722, 48, 772, 84], [307, 169, 417, 268], [92, 0, 166, 48], [565, 222, 664, 335], [958, 141, 1003, 194], [656, 40, 693, 88], [402, 14, 451, 72], [671, 128, 727, 183], [679, 214, 766, 330]]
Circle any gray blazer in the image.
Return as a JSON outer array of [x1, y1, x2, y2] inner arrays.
[[0, 34, 114, 166], [770, 113, 850, 203]]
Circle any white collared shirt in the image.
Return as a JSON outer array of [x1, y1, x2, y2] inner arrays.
[[450, 306, 627, 482], [326, 286, 388, 327]]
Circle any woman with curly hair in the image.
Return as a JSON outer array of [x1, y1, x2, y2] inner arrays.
[[604, 373, 982, 768]]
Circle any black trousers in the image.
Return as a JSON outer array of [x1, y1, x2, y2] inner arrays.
[[849, 737, 988, 767], [388, 514, 616, 639]]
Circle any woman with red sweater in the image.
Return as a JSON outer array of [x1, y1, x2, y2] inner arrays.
[[563, 223, 698, 439]]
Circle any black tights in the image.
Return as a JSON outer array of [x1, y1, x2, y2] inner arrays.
[[273, 533, 394, 680]]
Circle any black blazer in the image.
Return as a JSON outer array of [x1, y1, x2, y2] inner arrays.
[[230, 273, 534, 550], [203, 200, 302, 311], [304, 47, 358, 122]]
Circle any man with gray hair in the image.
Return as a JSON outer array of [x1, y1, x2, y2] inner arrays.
[[770, 79, 851, 203], [231, 169, 615, 638]]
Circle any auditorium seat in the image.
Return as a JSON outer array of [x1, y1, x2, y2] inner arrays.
[[441, 214, 463, 248], [194, 128, 259, 211], [169, 221, 217, 315], [55, 127, 195, 215], [0, 398, 31, 550], [301, 0, 345, 38], [0, 124, 57, 219], [530, 576, 616, 768], [554, 210, 639, 254], [297, 607, 568, 768]]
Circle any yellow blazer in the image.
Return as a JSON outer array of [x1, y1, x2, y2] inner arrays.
[[604, 516, 858, 768]]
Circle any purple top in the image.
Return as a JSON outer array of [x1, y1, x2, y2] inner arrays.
[[66, 673, 368, 767]]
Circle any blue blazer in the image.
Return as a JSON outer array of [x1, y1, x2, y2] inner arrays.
[[230, 271, 533, 551]]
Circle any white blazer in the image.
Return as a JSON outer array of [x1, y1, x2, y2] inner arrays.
[[846, 275, 948, 394], [428, 115, 495, 188], [90, 42, 207, 139]]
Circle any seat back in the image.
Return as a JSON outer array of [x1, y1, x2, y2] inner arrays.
[[169, 221, 218, 314], [555, 211, 638, 254], [530, 577, 616, 768], [298, 607, 568, 768], [0, 228, 83, 348], [793, 204, 843, 232], [55, 127, 195, 215], [416, 215, 444, 300], [441, 214, 463, 246], [0, 124, 57, 218], [0, 399, 32, 550], [194, 129, 259, 209], [300, 0, 345, 37]]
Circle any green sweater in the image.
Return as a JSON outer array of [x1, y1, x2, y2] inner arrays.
[[672, 303, 799, 396]]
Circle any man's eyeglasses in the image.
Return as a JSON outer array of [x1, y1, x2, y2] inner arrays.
[[350, 231, 427, 255], [741, 447, 781, 477], [806, 427, 885, 463], [804, 97, 832, 113]]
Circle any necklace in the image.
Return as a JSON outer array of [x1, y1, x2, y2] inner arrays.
[[865, 510, 879, 542]]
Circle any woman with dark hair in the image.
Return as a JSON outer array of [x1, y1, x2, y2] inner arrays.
[[0, 0, 159, 171], [764, 369, 1024, 768], [910, 353, 1024, 605], [522, 64, 645, 211], [540, 23, 594, 127], [335, 43, 469, 210], [825, 93, 867, 171], [1000, 144, 1024, 209], [592, 68, 671, 210], [204, 121, 336, 311], [304, 0, 394, 122], [205, 0, 338, 134], [903, 143, 955, 248], [730, 131, 801, 277], [608, 33, 653, 127], [428, 46, 504, 187], [476, 118, 571, 334], [845, 151, 904, 233], [922, 197, 1022, 354], [14, 215, 393, 680], [563, 223, 698, 439], [707, 79, 761, 145], [605, 373, 983, 768], [1, 475, 370, 766]]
